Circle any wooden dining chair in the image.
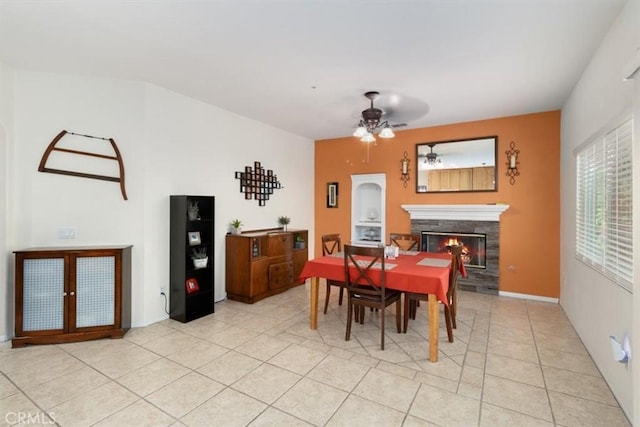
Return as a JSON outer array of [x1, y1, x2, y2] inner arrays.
[[402, 245, 463, 343], [389, 233, 421, 251], [321, 234, 345, 314], [344, 244, 402, 350]]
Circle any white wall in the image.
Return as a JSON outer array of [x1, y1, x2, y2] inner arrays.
[[0, 61, 15, 342], [560, 0, 639, 420], [142, 83, 314, 323], [0, 68, 314, 337]]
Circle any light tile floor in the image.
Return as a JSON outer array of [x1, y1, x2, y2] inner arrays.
[[0, 284, 631, 426]]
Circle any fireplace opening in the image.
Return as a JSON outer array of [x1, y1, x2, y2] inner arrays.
[[421, 231, 487, 269]]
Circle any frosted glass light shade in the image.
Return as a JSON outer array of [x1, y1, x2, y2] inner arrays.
[[361, 133, 375, 143], [353, 126, 367, 137], [379, 126, 395, 138]]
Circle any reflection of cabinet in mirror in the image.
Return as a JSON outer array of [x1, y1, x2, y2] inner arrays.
[[425, 166, 494, 192], [351, 173, 386, 247], [472, 167, 496, 190]]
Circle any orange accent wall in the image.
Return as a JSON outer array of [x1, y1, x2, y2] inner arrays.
[[315, 111, 561, 298]]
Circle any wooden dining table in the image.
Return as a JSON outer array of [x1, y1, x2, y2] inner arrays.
[[299, 251, 451, 362]]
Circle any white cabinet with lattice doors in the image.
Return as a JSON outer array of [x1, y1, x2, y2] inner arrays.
[[351, 173, 386, 247], [13, 246, 131, 347]]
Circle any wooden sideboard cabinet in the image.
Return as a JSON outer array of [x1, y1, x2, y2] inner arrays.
[[226, 228, 308, 303], [13, 245, 132, 348]]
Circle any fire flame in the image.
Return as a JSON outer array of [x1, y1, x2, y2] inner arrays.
[[444, 237, 461, 246]]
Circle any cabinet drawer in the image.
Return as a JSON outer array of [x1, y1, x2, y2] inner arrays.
[[269, 260, 294, 290], [267, 233, 293, 257]]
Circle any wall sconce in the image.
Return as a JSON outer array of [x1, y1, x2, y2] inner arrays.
[[400, 151, 411, 188], [505, 141, 520, 185]]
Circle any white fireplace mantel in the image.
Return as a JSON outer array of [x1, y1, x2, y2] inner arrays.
[[401, 204, 509, 222]]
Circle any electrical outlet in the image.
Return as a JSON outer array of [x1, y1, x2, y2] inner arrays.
[[160, 286, 167, 296]]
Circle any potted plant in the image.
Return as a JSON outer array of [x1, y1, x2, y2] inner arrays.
[[294, 235, 306, 249], [230, 219, 243, 235], [278, 216, 290, 232], [191, 247, 208, 269]]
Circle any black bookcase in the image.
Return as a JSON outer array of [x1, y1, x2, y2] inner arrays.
[[170, 195, 215, 322]]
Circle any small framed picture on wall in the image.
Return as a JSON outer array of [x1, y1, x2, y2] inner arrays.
[[327, 182, 338, 208]]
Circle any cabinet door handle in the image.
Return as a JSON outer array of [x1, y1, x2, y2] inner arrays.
[[70, 292, 75, 296], [63, 292, 67, 296]]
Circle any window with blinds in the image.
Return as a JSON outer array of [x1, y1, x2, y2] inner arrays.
[[576, 118, 633, 292]]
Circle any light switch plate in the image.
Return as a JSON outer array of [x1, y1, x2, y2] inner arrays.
[[58, 227, 76, 239]]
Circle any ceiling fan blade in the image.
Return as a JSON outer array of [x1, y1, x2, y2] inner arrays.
[[381, 96, 430, 123]]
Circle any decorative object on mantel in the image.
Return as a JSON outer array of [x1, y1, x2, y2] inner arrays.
[[400, 151, 411, 187], [505, 141, 520, 185], [327, 182, 338, 208], [230, 219, 243, 235], [234, 161, 282, 206], [38, 130, 128, 200], [278, 216, 291, 231]]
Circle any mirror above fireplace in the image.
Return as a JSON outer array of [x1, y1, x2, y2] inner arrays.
[[416, 136, 497, 193]]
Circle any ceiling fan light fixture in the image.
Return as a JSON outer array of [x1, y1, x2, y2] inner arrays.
[[361, 132, 375, 143], [353, 125, 367, 138], [379, 125, 395, 139], [352, 91, 398, 141]]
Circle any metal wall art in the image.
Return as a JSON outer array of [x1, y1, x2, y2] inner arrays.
[[505, 141, 520, 185], [400, 151, 410, 188], [234, 161, 282, 206]]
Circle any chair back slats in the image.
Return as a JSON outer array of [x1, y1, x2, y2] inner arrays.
[[321, 234, 346, 314], [448, 245, 463, 300], [344, 244, 386, 297], [322, 234, 341, 256], [389, 233, 421, 251]]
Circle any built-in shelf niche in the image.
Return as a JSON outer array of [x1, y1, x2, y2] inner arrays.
[[351, 173, 386, 247]]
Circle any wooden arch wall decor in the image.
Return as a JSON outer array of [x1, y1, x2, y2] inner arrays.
[[38, 130, 128, 200], [234, 161, 282, 206]]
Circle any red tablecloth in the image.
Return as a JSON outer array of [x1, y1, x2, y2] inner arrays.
[[300, 252, 452, 304]]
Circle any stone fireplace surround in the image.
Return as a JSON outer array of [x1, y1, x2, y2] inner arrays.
[[402, 204, 509, 294]]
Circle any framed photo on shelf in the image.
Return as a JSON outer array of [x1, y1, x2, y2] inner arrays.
[[185, 278, 200, 294], [188, 231, 201, 245]]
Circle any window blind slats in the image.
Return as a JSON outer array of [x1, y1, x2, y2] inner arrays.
[[576, 118, 633, 292]]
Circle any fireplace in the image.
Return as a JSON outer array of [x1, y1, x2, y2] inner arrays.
[[402, 204, 509, 294], [421, 231, 486, 269]]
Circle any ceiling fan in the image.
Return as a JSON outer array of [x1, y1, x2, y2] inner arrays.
[[352, 91, 407, 143]]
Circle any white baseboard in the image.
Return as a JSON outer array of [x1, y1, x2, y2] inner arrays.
[[0, 335, 9, 343], [498, 291, 559, 304]]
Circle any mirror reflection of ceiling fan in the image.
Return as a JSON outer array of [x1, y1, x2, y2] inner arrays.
[[418, 143, 444, 168]]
